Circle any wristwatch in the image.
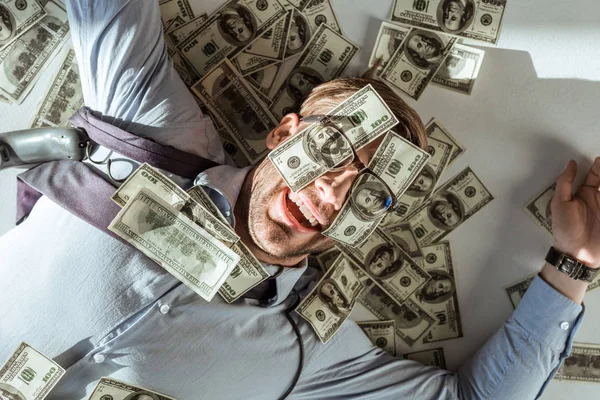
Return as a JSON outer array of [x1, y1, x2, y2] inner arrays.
[[545, 247, 599, 283]]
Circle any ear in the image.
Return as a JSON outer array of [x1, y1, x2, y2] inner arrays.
[[266, 113, 301, 150]]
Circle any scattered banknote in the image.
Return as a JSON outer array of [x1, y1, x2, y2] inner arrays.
[[0, 342, 65, 400], [316, 246, 341, 272], [269, 84, 400, 193], [185, 185, 270, 302], [357, 320, 397, 356], [381, 27, 457, 100], [339, 228, 431, 305], [409, 166, 494, 246], [246, 62, 282, 95], [270, 24, 359, 119], [192, 58, 278, 164], [177, 0, 286, 77], [30, 48, 83, 128], [382, 136, 452, 225], [0, 93, 10, 104], [359, 281, 435, 346], [296, 254, 365, 343], [284, 8, 311, 58], [413, 242, 463, 343], [403, 347, 446, 368], [243, 11, 291, 60], [231, 51, 279, 75], [391, 0, 508, 45], [504, 274, 535, 310], [0, 0, 70, 104], [285, 0, 311, 12], [384, 222, 424, 259], [303, 0, 343, 35], [368, 21, 411, 76], [523, 180, 555, 238], [108, 188, 240, 302], [166, 14, 210, 46], [555, 343, 600, 382], [432, 43, 485, 95], [426, 118, 465, 165], [88, 377, 176, 400], [159, 0, 205, 26], [0, 0, 46, 51], [164, 15, 186, 35]]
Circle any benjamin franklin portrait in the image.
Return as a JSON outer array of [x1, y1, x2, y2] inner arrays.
[[406, 165, 437, 197], [302, 124, 352, 169], [436, 0, 475, 34], [217, 4, 257, 47], [415, 269, 455, 304], [404, 29, 445, 69], [365, 244, 404, 280], [317, 278, 351, 317], [0, 4, 15, 45], [286, 67, 324, 102], [285, 10, 310, 57], [427, 192, 465, 230], [351, 180, 392, 220]]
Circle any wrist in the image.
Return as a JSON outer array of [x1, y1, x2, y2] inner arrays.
[[552, 243, 600, 269], [541, 262, 587, 304]]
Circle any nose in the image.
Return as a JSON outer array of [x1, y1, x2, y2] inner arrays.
[[313, 169, 359, 211]]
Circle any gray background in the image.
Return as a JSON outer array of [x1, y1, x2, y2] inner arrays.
[[0, 1, 599, 398]]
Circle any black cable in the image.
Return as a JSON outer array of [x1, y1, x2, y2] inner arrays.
[[279, 290, 305, 400]]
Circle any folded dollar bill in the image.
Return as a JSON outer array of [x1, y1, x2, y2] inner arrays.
[[368, 21, 411, 77], [432, 43, 485, 95], [555, 343, 600, 382], [426, 118, 465, 165], [504, 274, 535, 310], [315, 246, 341, 272], [403, 347, 446, 368], [523, 180, 555, 238], [0, 0, 46, 52], [357, 320, 397, 356], [384, 222, 424, 259], [88, 377, 176, 400]]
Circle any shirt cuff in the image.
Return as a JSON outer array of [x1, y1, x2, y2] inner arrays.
[[512, 275, 584, 354]]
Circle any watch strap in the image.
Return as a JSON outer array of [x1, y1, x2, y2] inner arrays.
[[545, 247, 599, 283]]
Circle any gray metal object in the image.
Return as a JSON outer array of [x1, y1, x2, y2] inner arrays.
[[0, 127, 90, 170]]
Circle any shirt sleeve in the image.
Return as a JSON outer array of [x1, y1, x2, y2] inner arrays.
[[294, 275, 584, 399]]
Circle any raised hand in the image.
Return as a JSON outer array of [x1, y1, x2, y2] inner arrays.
[[551, 157, 600, 268]]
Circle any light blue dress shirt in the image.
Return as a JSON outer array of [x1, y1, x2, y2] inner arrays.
[[0, 0, 584, 399]]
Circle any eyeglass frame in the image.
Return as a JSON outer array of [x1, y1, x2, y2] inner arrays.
[[299, 114, 397, 220]]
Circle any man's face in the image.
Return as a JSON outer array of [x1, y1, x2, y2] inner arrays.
[[241, 121, 382, 264], [407, 34, 440, 59], [289, 72, 314, 97], [424, 277, 452, 297], [444, 0, 466, 31], [226, 15, 252, 42], [287, 19, 302, 51], [321, 282, 345, 307], [410, 173, 433, 192], [355, 188, 386, 213], [0, 17, 10, 42], [369, 249, 393, 276], [433, 202, 460, 227]]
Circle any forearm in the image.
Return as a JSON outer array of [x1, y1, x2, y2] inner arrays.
[[456, 275, 583, 399], [540, 262, 589, 304]]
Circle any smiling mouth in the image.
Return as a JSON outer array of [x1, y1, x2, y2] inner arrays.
[[285, 191, 322, 230]]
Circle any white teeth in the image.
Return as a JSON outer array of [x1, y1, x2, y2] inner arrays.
[[299, 205, 307, 213], [309, 217, 317, 226], [295, 200, 302, 206], [288, 192, 318, 226]]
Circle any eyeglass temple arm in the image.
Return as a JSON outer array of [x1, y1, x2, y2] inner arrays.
[[0, 127, 91, 171]]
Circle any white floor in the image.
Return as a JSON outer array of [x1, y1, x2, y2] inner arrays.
[[1, 1, 599, 398]]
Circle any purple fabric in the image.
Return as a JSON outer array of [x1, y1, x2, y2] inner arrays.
[[16, 106, 220, 231], [69, 107, 218, 179]]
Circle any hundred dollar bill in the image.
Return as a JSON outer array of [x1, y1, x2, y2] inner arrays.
[[357, 320, 396, 356], [159, 0, 196, 25], [217, 123, 253, 167], [192, 59, 278, 164], [268, 84, 399, 193], [316, 246, 341, 272], [409, 166, 494, 246], [0, 0, 46, 51], [382, 136, 453, 225], [270, 23, 359, 119], [403, 347, 446, 368], [284, 8, 312, 58], [321, 174, 386, 246], [555, 343, 600, 382], [88, 377, 175, 400], [426, 118, 464, 165], [167, 14, 209, 46], [164, 15, 186, 35], [246, 62, 281, 95], [177, 0, 286, 77], [391, 0, 508, 45], [285, 0, 311, 11], [243, 11, 291, 60], [0, 1, 70, 104], [303, 0, 343, 35], [113, 164, 240, 246], [359, 281, 435, 346], [523, 180, 555, 238], [412, 242, 462, 343], [368, 21, 411, 77], [504, 274, 534, 310], [109, 188, 240, 301], [30, 48, 83, 128], [339, 228, 431, 305], [368, 130, 430, 200], [296, 254, 365, 343], [381, 27, 457, 100], [0, 342, 65, 400], [231, 51, 279, 75], [432, 43, 485, 95], [384, 222, 424, 259]]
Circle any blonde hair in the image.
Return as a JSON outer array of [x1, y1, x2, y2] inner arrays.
[[299, 78, 428, 150]]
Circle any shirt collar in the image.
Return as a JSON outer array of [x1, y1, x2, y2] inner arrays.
[[195, 165, 310, 306]]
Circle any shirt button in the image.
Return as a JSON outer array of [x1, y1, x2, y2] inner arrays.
[[93, 353, 106, 363], [560, 321, 570, 330], [159, 304, 171, 314]]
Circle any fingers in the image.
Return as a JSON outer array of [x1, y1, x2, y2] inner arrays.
[[553, 160, 577, 205], [361, 57, 383, 79], [583, 157, 600, 189]]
